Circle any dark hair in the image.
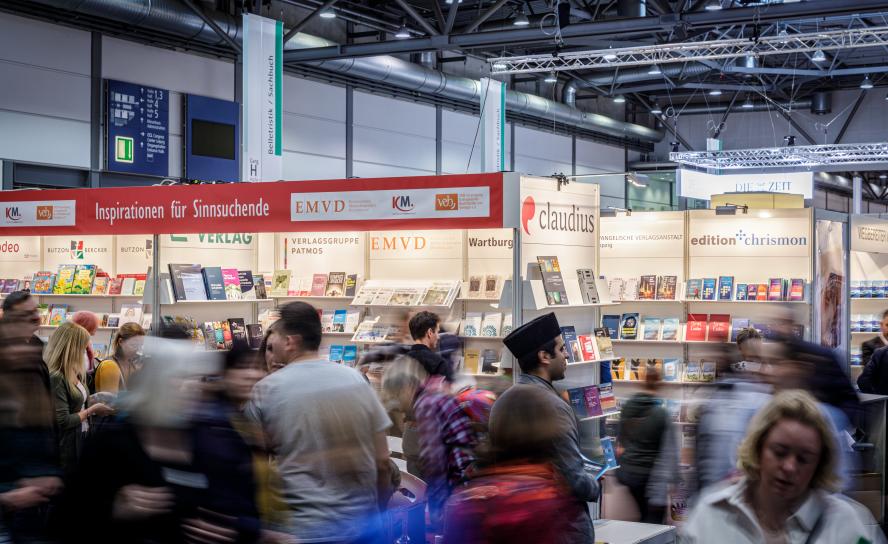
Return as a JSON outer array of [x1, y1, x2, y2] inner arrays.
[[485, 384, 562, 464], [516, 338, 558, 374], [736, 327, 762, 347], [276, 301, 322, 352], [409, 311, 440, 341], [882, 309, 888, 320], [225, 342, 262, 371], [2, 290, 31, 313]]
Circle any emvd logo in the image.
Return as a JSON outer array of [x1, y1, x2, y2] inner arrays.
[[70, 240, 84, 260], [521, 196, 536, 235], [392, 195, 415, 212], [4, 207, 21, 223]]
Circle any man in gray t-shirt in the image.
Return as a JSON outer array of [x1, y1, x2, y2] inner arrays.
[[245, 302, 392, 543]]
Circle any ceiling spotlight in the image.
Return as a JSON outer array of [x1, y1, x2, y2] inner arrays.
[[741, 95, 754, 109], [648, 64, 662, 75], [319, 7, 336, 18], [445, 0, 464, 4], [784, 135, 796, 147], [512, 9, 530, 26], [603, 47, 617, 61], [394, 24, 410, 39], [650, 102, 663, 114], [884, 92, 888, 101], [861, 75, 874, 89], [812, 49, 826, 63], [704, 0, 722, 10], [709, 89, 723, 96], [880, 174, 887, 180], [778, 28, 789, 43], [492, 61, 507, 71], [670, 141, 680, 152], [613, 95, 626, 103], [544, 70, 557, 83]]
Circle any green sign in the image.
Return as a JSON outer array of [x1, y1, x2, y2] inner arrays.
[[115, 136, 134, 163]]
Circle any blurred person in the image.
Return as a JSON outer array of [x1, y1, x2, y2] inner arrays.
[[45, 323, 113, 473], [443, 385, 582, 544], [858, 343, 888, 395], [257, 329, 283, 374], [58, 336, 268, 544], [246, 302, 393, 544], [70, 311, 99, 372], [616, 368, 677, 523], [94, 322, 145, 394], [695, 328, 772, 493], [406, 311, 453, 381], [681, 390, 883, 543], [499, 313, 600, 544], [381, 357, 476, 530], [0, 291, 62, 543], [860, 310, 888, 367]]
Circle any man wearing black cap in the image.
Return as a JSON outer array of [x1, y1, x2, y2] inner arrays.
[[499, 312, 600, 543]]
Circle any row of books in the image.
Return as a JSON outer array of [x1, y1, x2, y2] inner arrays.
[[352, 281, 461, 307], [851, 281, 888, 298], [561, 326, 616, 363], [327, 345, 359, 364], [40, 303, 145, 328], [603, 314, 681, 341], [536, 256, 601, 306], [608, 275, 678, 302], [31, 266, 147, 296], [158, 315, 264, 351], [321, 309, 362, 334], [611, 358, 717, 383], [465, 274, 504, 300], [686, 277, 805, 302], [351, 317, 404, 344], [0, 278, 30, 294], [269, 270, 359, 298], [459, 313, 513, 338], [566, 383, 618, 419], [463, 348, 500, 374], [168, 264, 267, 302], [851, 315, 885, 333]]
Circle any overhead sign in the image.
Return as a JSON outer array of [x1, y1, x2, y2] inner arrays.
[[851, 215, 888, 253], [0, 173, 507, 235], [479, 77, 506, 173], [242, 13, 283, 182], [679, 169, 813, 200], [688, 210, 810, 258], [186, 94, 239, 182], [106, 80, 169, 177]]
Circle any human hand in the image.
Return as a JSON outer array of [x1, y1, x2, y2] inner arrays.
[[111, 484, 174, 521], [19, 476, 63, 497], [88, 402, 115, 417], [182, 510, 237, 544], [0, 485, 51, 511]]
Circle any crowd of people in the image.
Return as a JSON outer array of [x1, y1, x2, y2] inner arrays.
[[0, 288, 885, 543]]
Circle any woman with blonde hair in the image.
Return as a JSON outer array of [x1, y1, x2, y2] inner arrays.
[[94, 322, 145, 394], [46, 322, 113, 471], [681, 390, 883, 543]]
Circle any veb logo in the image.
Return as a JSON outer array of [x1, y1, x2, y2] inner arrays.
[[521, 196, 536, 235], [4, 207, 21, 223], [36, 206, 53, 221], [435, 194, 458, 211], [70, 240, 84, 260], [392, 195, 415, 212]]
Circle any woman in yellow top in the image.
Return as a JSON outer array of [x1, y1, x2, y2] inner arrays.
[[95, 322, 146, 394]]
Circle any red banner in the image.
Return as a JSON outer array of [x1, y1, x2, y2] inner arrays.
[[0, 173, 506, 235]]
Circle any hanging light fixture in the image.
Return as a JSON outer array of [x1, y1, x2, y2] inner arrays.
[[319, 7, 336, 18], [704, 0, 722, 10], [741, 95, 755, 109], [812, 49, 827, 62], [861, 75, 874, 89], [512, 7, 530, 26], [394, 24, 410, 39], [648, 64, 662, 75], [603, 47, 617, 61], [650, 102, 663, 114], [613, 95, 626, 103], [709, 89, 723, 96], [544, 70, 558, 83], [492, 60, 507, 71]]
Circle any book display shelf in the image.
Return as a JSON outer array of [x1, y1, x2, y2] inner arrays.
[[849, 215, 888, 371]]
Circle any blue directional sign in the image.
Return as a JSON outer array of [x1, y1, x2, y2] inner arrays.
[[106, 79, 169, 177]]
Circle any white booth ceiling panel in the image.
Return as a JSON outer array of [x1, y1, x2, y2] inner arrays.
[[515, 126, 572, 164], [283, 75, 345, 122], [0, 62, 89, 122], [282, 114, 346, 159], [103, 37, 234, 100], [0, 111, 89, 168], [354, 92, 435, 138], [283, 151, 346, 181], [353, 126, 435, 171], [352, 161, 434, 179], [0, 13, 90, 75]]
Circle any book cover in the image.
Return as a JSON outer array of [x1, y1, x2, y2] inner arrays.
[[48, 304, 68, 326], [610, 358, 625, 380], [502, 314, 513, 336], [467, 275, 483, 298], [118, 303, 142, 326], [686, 313, 708, 341], [352, 284, 377, 305], [463, 348, 480, 374], [685, 361, 702, 382], [462, 312, 482, 337], [344, 274, 358, 297], [578, 335, 599, 362], [33, 272, 55, 294], [120, 277, 136, 295], [325, 272, 346, 297], [621, 277, 637, 301], [1, 279, 16, 294], [608, 277, 625, 301], [209, 322, 224, 349], [133, 278, 146, 296], [663, 358, 679, 382], [576, 269, 600, 304], [568, 388, 588, 418], [701, 361, 717, 382], [200, 267, 226, 301], [269, 270, 292, 297], [747, 284, 758, 300], [320, 311, 335, 333], [717, 276, 734, 301], [642, 317, 662, 341], [768, 278, 784, 301], [481, 349, 498, 373], [755, 283, 768, 301], [221, 268, 241, 300], [421, 285, 450, 306], [536, 256, 569, 306], [584, 386, 603, 417], [730, 318, 750, 342], [789, 278, 805, 301], [167, 264, 190, 301], [629, 358, 645, 381], [483, 275, 500, 299], [220, 321, 233, 349], [561, 326, 580, 363], [701, 278, 716, 300], [91, 275, 109, 295], [107, 277, 123, 295], [345, 310, 362, 333], [593, 328, 615, 359], [54, 265, 76, 294], [685, 279, 702, 300], [599, 384, 617, 412], [238, 271, 257, 300], [620, 313, 640, 340], [71, 265, 97, 295], [637, 275, 657, 300], [661, 318, 680, 341], [342, 345, 358, 366], [309, 274, 327, 297], [180, 266, 207, 301], [253, 274, 268, 299], [656, 275, 678, 300], [247, 324, 263, 349], [602, 315, 621, 339], [708, 314, 731, 342], [735, 283, 747, 301], [328, 345, 344, 363], [331, 310, 347, 333], [228, 318, 248, 345], [481, 313, 502, 337]]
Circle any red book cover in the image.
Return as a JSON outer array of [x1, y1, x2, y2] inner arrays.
[[755, 284, 768, 301], [577, 334, 598, 362], [686, 314, 708, 341], [310, 274, 328, 297], [107, 277, 124, 295], [789, 279, 805, 301], [708, 314, 731, 342], [768, 278, 784, 301]]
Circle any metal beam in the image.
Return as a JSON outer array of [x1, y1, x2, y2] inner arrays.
[[393, 0, 439, 36], [834, 89, 867, 144], [430, 0, 447, 33], [462, 0, 512, 34], [776, 108, 818, 146], [712, 90, 740, 139], [633, 94, 694, 150], [283, 0, 339, 43], [444, 0, 460, 35], [181, 0, 241, 53]]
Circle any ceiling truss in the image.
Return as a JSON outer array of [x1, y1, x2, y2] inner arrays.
[[670, 143, 888, 170]]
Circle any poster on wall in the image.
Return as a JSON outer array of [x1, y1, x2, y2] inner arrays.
[[242, 13, 282, 182], [816, 220, 846, 350], [479, 77, 506, 173], [106, 80, 169, 177]]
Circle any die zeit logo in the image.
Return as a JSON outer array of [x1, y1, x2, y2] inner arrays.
[[392, 195, 415, 212], [36, 206, 53, 221], [520, 196, 595, 236], [292, 199, 345, 214], [435, 194, 459, 211], [4, 207, 21, 223]]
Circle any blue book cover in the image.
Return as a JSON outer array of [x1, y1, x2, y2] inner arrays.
[[331, 309, 347, 332], [686, 278, 702, 300], [567, 388, 588, 418], [602, 315, 620, 339], [201, 267, 227, 301], [599, 361, 613, 385], [662, 358, 680, 381], [342, 345, 358, 365], [702, 278, 717, 300], [735, 283, 747, 300], [717, 276, 734, 300], [561, 326, 580, 363], [328, 345, 344, 363], [731, 318, 750, 342]]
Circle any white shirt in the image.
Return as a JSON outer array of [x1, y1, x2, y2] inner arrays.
[[680, 479, 885, 544], [75, 381, 89, 433]]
